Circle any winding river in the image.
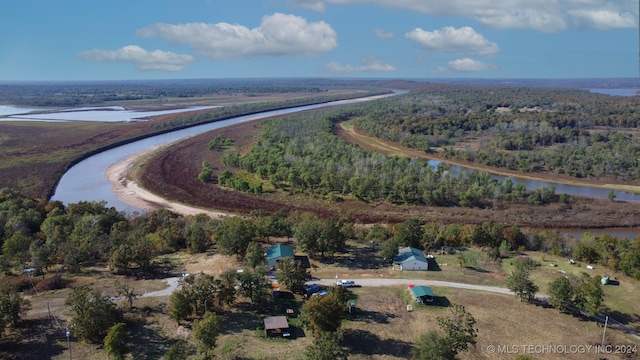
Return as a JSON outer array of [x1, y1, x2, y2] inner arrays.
[[52, 94, 640, 231], [51, 96, 390, 212]]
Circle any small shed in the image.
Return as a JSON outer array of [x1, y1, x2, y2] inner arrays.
[[411, 285, 435, 304], [393, 247, 429, 271], [264, 316, 290, 337], [266, 244, 295, 269]]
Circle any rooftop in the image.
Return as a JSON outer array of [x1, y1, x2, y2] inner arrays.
[[393, 246, 428, 264], [264, 316, 289, 330], [411, 285, 435, 298], [266, 244, 295, 260]]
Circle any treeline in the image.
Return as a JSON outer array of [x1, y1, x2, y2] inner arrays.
[[218, 107, 560, 207], [0, 79, 332, 107], [361, 218, 640, 280], [150, 89, 388, 131], [350, 85, 640, 181]]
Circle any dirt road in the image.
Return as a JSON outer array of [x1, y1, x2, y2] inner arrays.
[[309, 278, 518, 297]]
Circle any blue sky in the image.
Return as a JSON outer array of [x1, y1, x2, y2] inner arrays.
[[0, 0, 637, 81]]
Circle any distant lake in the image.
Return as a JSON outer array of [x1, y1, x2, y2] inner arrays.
[[589, 89, 638, 96], [0, 105, 40, 116], [5, 105, 221, 122]]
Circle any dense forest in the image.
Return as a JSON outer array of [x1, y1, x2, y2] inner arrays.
[[216, 106, 558, 207], [350, 85, 640, 181]]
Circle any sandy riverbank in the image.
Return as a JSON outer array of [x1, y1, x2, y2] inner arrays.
[[105, 148, 229, 218]]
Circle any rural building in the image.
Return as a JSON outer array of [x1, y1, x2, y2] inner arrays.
[[393, 247, 429, 271], [410, 285, 435, 304], [264, 315, 290, 337], [266, 244, 295, 269]]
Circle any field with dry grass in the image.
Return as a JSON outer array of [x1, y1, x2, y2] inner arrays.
[[0, 88, 371, 199]]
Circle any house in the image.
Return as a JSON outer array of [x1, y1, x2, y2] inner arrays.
[[264, 315, 290, 337], [411, 285, 435, 304], [393, 247, 429, 271], [266, 244, 295, 269]]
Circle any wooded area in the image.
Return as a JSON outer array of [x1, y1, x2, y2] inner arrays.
[[350, 84, 640, 181]]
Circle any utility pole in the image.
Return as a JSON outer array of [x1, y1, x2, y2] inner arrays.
[[601, 315, 608, 348], [66, 327, 72, 360]]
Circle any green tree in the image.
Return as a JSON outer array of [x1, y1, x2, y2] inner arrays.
[[506, 261, 538, 302], [394, 218, 424, 249], [198, 161, 212, 183], [576, 274, 604, 316], [164, 339, 190, 360], [168, 290, 192, 324], [215, 270, 238, 308], [276, 259, 309, 294], [380, 238, 400, 264], [437, 304, 478, 356], [237, 268, 271, 303], [245, 241, 266, 269], [305, 331, 348, 360], [180, 273, 219, 315], [412, 330, 455, 360], [104, 323, 129, 360], [65, 286, 122, 343], [0, 284, 30, 332], [192, 312, 222, 355], [300, 286, 347, 334], [547, 276, 575, 313], [215, 217, 255, 258]]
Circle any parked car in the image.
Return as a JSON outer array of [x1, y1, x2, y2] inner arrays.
[[312, 289, 328, 297], [337, 280, 356, 287]]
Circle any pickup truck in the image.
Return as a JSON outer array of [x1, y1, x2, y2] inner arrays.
[[336, 280, 356, 287]]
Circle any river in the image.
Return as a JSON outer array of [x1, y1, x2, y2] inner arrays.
[[52, 93, 640, 236], [51, 95, 389, 212]]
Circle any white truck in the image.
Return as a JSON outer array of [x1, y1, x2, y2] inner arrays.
[[336, 280, 356, 287]]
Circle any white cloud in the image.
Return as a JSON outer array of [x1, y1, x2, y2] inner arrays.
[[326, 57, 396, 73], [136, 13, 337, 60], [374, 28, 395, 39], [405, 26, 499, 56], [435, 58, 497, 73], [290, 0, 327, 12], [569, 8, 636, 29], [78, 45, 194, 71], [291, 0, 638, 32]]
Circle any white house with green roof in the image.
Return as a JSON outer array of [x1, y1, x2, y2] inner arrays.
[[266, 244, 295, 268], [392, 246, 428, 271]]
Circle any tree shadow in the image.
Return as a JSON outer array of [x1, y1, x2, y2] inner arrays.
[[603, 310, 640, 327], [331, 242, 385, 271], [221, 303, 263, 334], [343, 329, 413, 358], [128, 318, 172, 360], [348, 309, 397, 324], [0, 318, 66, 360]]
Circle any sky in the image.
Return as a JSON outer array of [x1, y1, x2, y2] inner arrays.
[[0, 0, 638, 81]]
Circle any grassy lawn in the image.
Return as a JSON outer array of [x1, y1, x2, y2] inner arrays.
[[310, 240, 506, 287], [502, 251, 640, 330]]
